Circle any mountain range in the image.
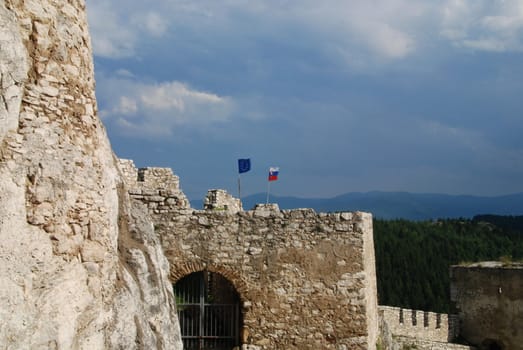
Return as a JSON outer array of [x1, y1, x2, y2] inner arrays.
[[192, 191, 523, 220]]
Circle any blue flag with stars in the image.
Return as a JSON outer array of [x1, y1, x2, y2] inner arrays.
[[238, 159, 251, 173]]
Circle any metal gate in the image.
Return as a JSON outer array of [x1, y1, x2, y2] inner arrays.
[[174, 271, 241, 350]]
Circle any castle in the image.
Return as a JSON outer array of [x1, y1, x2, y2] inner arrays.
[[119, 159, 379, 349], [1, 1, 520, 348], [119, 159, 523, 350]]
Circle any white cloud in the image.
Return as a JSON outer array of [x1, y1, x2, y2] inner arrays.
[[114, 96, 138, 115], [114, 69, 135, 78], [132, 12, 169, 37], [250, 0, 424, 59], [87, 0, 523, 62], [364, 22, 415, 58], [440, 0, 523, 52], [87, 2, 136, 58], [87, 1, 170, 58], [97, 74, 234, 138]]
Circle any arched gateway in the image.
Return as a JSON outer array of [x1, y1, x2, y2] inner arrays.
[[174, 271, 242, 350]]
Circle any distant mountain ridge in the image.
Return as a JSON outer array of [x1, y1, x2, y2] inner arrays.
[[191, 191, 523, 220]]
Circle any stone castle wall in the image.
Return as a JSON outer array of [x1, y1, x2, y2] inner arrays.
[[121, 160, 379, 350], [119, 158, 190, 212], [204, 188, 243, 213], [390, 336, 475, 350], [451, 262, 523, 350], [379, 306, 459, 342]]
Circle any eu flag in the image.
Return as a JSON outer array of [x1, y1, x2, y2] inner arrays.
[[238, 159, 251, 173]]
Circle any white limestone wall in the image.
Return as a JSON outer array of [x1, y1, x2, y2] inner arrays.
[[0, 1, 181, 348]]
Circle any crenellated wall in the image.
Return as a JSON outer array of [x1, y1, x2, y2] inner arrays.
[[379, 306, 459, 342], [120, 160, 379, 350]]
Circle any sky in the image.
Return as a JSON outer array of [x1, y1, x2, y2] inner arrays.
[[86, 0, 523, 200]]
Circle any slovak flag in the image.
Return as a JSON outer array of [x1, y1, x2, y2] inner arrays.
[[268, 167, 279, 181]]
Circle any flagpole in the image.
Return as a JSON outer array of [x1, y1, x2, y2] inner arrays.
[[266, 180, 270, 204], [238, 174, 241, 204]]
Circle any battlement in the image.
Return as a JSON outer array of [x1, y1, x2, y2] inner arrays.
[[204, 189, 242, 213], [379, 306, 460, 343], [118, 159, 190, 212]]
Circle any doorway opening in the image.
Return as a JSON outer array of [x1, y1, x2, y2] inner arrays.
[[481, 339, 504, 350], [174, 271, 242, 350]]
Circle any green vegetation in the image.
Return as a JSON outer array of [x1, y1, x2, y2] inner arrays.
[[374, 215, 523, 313]]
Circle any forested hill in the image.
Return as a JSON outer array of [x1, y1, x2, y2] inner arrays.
[[374, 215, 523, 313]]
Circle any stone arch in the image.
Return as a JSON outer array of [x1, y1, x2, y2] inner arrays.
[[170, 262, 250, 349], [170, 260, 250, 304]]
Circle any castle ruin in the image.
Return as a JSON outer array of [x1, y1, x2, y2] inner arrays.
[[1, 0, 520, 348], [121, 159, 521, 350], [120, 159, 379, 350]]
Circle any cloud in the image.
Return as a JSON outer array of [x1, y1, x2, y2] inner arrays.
[[421, 119, 523, 174], [209, 0, 423, 60], [132, 12, 169, 37], [97, 74, 234, 138], [87, 1, 170, 58], [87, 2, 136, 58], [321, 1, 424, 59], [441, 0, 523, 52], [363, 22, 415, 58], [113, 96, 138, 115], [87, 0, 523, 64]]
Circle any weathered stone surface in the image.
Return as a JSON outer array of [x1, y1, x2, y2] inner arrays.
[[0, 2, 28, 142], [122, 161, 379, 350], [379, 306, 456, 343], [389, 336, 475, 350], [110, 198, 181, 349], [204, 188, 243, 213], [0, 1, 181, 349], [451, 262, 523, 350]]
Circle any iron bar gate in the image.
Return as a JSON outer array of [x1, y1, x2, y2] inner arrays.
[[174, 271, 241, 350]]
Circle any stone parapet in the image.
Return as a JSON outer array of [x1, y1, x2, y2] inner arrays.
[[118, 158, 140, 189], [204, 189, 242, 213], [392, 336, 476, 350], [118, 159, 190, 212], [379, 306, 459, 343]]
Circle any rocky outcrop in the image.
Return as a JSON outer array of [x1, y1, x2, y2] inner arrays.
[[0, 0, 181, 348]]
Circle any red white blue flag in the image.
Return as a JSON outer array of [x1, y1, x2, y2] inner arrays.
[[268, 167, 279, 181]]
